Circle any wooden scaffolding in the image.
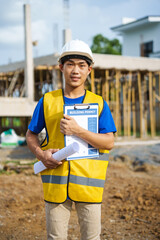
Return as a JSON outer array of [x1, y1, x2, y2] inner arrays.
[[90, 69, 160, 138], [0, 53, 160, 137]]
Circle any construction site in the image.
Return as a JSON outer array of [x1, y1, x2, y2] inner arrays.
[[0, 2, 160, 240], [0, 3, 160, 139], [0, 52, 160, 139]]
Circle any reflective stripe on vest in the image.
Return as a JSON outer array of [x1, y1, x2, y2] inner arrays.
[[41, 175, 68, 184], [41, 152, 109, 185], [41, 89, 109, 203], [69, 175, 105, 188], [94, 153, 109, 161]]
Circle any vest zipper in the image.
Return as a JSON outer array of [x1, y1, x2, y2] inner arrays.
[[67, 161, 71, 198]]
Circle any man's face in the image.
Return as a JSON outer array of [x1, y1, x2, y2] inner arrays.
[[59, 58, 92, 89]]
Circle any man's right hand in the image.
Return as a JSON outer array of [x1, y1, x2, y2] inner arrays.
[[36, 148, 63, 169], [26, 130, 63, 169]]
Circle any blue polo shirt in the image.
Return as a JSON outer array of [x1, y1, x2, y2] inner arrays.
[[28, 94, 117, 137]]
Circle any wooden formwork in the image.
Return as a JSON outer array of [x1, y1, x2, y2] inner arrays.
[[0, 70, 24, 97], [0, 66, 62, 100], [90, 69, 160, 138], [0, 66, 160, 138]]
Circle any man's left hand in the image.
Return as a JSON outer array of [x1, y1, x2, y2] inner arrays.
[[60, 114, 79, 135]]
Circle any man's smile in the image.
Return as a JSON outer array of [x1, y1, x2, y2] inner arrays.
[[70, 76, 80, 81]]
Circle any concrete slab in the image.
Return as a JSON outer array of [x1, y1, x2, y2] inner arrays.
[[0, 97, 37, 117]]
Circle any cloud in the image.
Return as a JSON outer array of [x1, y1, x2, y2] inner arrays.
[[0, 0, 23, 27], [31, 0, 63, 22], [0, 25, 24, 45], [70, 0, 160, 46], [32, 20, 49, 43], [70, 2, 117, 44], [0, 0, 160, 65]]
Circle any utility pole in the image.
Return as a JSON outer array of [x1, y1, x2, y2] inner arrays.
[[62, 0, 72, 88], [53, 23, 59, 53], [63, 0, 72, 45], [24, 4, 34, 101]]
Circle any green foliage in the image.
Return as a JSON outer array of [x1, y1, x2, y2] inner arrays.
[[91, 34, 122, 55]]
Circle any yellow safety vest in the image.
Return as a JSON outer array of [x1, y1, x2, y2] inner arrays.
[[41, 89, 109, 203]]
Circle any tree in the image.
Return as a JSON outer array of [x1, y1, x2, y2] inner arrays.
[[91, 34, 122, 55]]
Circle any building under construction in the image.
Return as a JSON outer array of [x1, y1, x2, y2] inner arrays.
[[0, 3, 160, 139], [0, 53, 160, 138]]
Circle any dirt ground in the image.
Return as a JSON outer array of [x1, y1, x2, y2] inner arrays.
[[0, 143, 160, 240]]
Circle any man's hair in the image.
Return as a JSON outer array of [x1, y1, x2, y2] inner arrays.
[[60, 54, 92, 66]]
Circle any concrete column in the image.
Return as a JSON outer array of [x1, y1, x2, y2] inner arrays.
[[63, 28, 72, 45], [62, 29, 72, 88], [24, 4, 34, 101]]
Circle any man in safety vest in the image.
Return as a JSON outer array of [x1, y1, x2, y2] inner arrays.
[[26, 39, 116, 240]]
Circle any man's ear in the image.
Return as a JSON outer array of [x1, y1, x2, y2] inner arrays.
[[59, 64, 63, 72], [88, 66, 92, 75]]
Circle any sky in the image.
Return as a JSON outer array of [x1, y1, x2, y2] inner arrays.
[[0, 0, 160, 65]]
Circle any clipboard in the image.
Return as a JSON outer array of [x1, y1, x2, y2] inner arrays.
[[64, 103, 99, 160]]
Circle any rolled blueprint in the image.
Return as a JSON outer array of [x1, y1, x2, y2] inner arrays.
[[34, 142, 79, 174]]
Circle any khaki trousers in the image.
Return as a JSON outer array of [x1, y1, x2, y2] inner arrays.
[[45, 200, 101, 240]]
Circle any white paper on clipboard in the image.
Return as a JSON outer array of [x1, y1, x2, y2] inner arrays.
[[64, 103, 99, 160]]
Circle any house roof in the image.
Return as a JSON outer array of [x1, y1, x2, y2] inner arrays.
[[111, 15, 160, 32], [93, 54, 160, 71], [0, 53, 160, 73], [0, 53, 59, 73]]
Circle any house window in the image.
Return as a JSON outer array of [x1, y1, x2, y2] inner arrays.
[[140, 41, 153, 57]]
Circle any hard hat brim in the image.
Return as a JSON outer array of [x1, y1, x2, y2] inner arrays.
[[58, 51, 94, 65]]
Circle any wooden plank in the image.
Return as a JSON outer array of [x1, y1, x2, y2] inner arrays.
[[105, 70, 109, 103], [123, 76, 127, 136], [159, 72, 160, 97], [148, 72, 155, 137], [35, 65, 54, 70], [115, 70, 120, 135], [144, 74, 148, 136], [20, 84, 25, 97], [46, 68, 50, 82], [91, 69, 95, 93], [0, 76, 7, 81], [57, 69, 62, 89], [7, 71, 19, 96], [97, 81, 101, 95], [118, 72, 122, 135], [158, 71, 160, 131], [137, 72, 143, 138], [127, 71, 132, 137], [6, 76, 9, 90], [0, 72, 15, 76], [152, 73, 156, 136], [39, 70, 43, 97], [110, 70, 115, 102], [132, 86, 136, 137], [102, 78, 105, 99], [52, 69, 59, 90], [155, 93, 160, 101]]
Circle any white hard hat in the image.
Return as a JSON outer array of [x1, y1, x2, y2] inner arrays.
[[58, 39, 94, 65]]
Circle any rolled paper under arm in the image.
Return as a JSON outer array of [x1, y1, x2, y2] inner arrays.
[[34, 142, 80, 174]]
